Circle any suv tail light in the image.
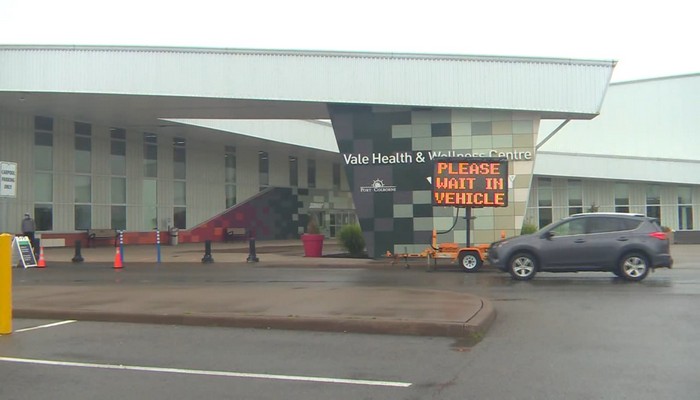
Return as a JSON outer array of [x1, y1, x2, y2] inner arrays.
[[649, 232, 667, 240]]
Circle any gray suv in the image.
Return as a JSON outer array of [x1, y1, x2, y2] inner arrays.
[[487, 213, 673, 281]]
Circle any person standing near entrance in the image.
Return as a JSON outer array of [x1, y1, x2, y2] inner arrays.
[[21, 212, 36, 250]]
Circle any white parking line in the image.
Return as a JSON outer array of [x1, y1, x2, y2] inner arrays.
[[15, 320, 77, 333], [0, 357, 412, 388]]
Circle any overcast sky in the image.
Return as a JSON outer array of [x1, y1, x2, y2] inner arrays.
[[1, 0, 697, 82]]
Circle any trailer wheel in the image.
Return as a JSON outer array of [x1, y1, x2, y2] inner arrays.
[[459, 251, 482, 272]]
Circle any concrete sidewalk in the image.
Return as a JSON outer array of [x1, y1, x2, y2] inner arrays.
[[8, 241, 496, 339]]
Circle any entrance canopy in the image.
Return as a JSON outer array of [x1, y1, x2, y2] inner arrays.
[[0, 45, 615, 137]]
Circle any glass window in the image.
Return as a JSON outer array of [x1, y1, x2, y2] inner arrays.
[[619, 219, 643, 231], [174, 206, 186, 229], [173, 138, 186, 180], [289, 156, 298, 187], [144, 206, 158, 230], [225, 147, 236, 183], [75, 205, 91, 230], [173, 139, 186, 224], [174, 181, 186, 205], [587, 217, 631, 234], [539, 208, 552, 228], [34, 116, 53, 131], [110, 127, 126, 140], [568, 180, 583, 215], [34, 173, 53, 202], [537, 178, 553, 227], [111, 205, 126, 231], [110, 139, 126, 176], [111, 177, 126, 204], [75, 175, 91, 203], [646, 185, 661, 204], [144, 159, 157, 177], [34, 132, 53, 171], [143, 179, 157, 229], [34, 204, 53, 231], [225, 146, 236, 208], [74, 121, 91, 136], [538, 178, 552, 207], [225, 185, 236, 208], [333, 163, 341, 190], [550, 218, 586, 236], [75, 136, 91, 173], [110, 130, 127, 230], [615, 183, 630, 213], [143, 133, 157, 144], [143, 133, 158, 178], [34, 130, 53, 146], [259, 151, 269, 187], [308, 159, 316, 188], [678, 186, 693, 230], [646, 185, 661, 219]]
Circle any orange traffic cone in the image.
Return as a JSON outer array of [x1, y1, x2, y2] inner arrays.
[[37, 246, 46, 268], [113, 247, 123, 269]]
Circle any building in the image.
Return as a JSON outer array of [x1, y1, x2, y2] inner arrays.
[[0, 45, 625, 257], [530, 73, 700, 243]]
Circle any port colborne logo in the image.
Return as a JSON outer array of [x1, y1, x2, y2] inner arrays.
[[360, 179, 397, 193]]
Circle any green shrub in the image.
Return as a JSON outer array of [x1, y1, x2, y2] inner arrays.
[[520, 223, 538, 235], [338, 224, 366, 256]]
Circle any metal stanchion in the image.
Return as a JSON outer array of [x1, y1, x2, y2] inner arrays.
[[201, 240, 214, 263], [156, 228, 161, 264], [119, 230, 124, 263], [72, 240, 84, 262], [246, 230, 259, 263]]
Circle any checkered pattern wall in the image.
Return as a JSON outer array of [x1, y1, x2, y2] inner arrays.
[[330, 105, 538, 258]]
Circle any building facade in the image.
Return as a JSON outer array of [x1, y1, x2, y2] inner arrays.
[[528, 74, 700, 237], [0, 110, 354, 245], [0, 46, 618, 256]]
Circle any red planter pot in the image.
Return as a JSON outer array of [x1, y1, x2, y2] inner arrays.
[[301, 234, 324, 257]]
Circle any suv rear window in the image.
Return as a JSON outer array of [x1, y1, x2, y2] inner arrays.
[[619, 218, 643, 231], [648, 219, 663, 231]]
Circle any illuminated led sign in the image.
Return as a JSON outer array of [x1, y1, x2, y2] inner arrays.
[[432, 158, 508, 207]]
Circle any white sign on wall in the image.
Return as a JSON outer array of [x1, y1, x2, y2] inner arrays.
[[0, 161, 17, 197]]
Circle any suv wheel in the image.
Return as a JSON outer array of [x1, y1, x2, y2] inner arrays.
[[619, 253, 650, 281], [509, 253, 537, 281], [459, 251, 482, 273]]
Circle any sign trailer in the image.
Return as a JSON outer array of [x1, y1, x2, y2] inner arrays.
[[392, 157, 509, 272]]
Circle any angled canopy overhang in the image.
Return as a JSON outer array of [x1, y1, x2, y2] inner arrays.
[[0, 45, 615, 133]]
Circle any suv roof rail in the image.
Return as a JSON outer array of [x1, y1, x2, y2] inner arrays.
[[570, 212, 646, 217]]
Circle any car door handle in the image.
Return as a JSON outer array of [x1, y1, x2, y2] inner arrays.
[[574, 239, 586, 243], [617, 237, 629, 241]]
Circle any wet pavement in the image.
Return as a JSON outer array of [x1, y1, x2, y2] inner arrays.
[[7, 240, 496, 338]]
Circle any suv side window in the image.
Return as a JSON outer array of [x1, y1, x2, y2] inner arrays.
[[587, 217, 629, 234], [550, 218, 586, 236]]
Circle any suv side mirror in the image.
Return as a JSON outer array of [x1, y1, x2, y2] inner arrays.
[[543, 231, 555, 240]]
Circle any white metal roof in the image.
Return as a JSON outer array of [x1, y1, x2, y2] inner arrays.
[[0, 45, 615, 121], [534, 151, 700, 185], [535, 74, 700, 184], [538, 74, 700, 160]]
